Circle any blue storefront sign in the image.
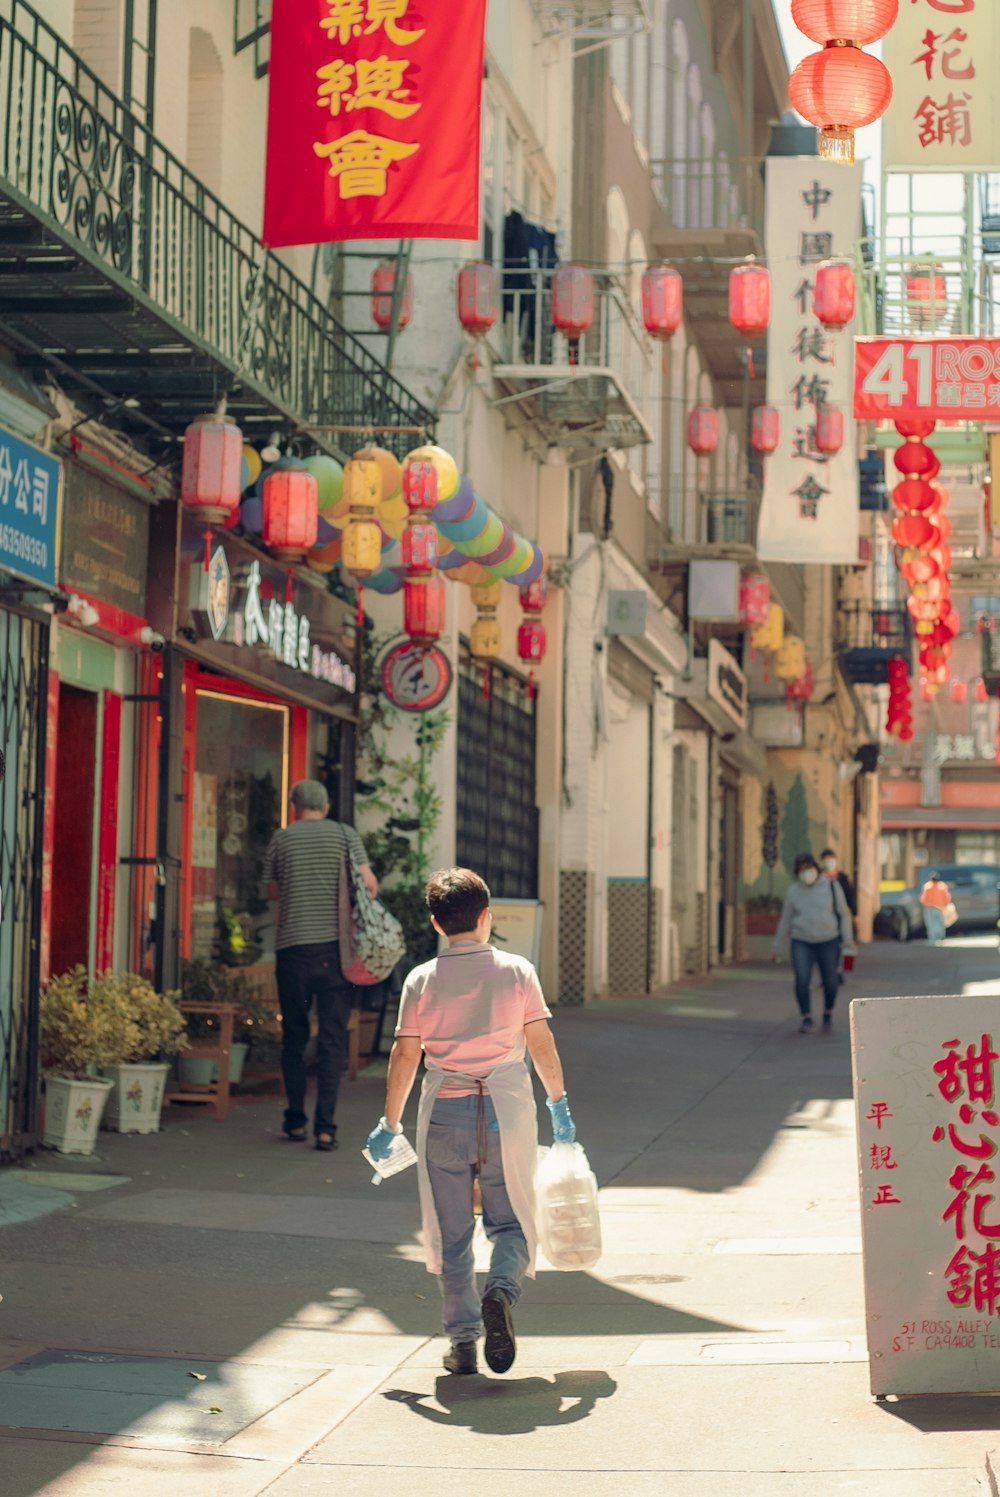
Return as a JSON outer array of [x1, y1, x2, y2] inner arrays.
[[0, 426, 61, 589]]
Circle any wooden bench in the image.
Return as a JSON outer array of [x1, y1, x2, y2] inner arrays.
[[219, 962, 374, 1083], [165, 1001, 236, 1121]]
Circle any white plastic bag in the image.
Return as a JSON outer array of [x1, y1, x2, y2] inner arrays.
[[536, 1141, 602, 1270]]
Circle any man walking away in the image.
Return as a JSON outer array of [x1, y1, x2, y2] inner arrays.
[[367, 867, 576, 1377], [264, 779, 377, 1151]]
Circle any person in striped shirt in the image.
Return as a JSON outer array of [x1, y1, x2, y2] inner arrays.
[[264, 779, 377, 1151]]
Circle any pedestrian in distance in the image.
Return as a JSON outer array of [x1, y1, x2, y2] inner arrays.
[[772, 851, 853, 1034], [264, 779, 378, 1151], [920, 871, 952, 943], [367, 867, 575, 1378], [820, 846, 857, 983]]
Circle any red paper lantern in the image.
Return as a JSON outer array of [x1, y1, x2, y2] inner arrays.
[[894, 415, 936, 440], [789, 46, 893, 161], [371, 261, 413, 330], [891, 478, 937, 513], [791, 0, 898, 46], [892, 513, 936, 549], [457, 261, 499, 337], [943, 608, 960, 636], [729, 264, 771, 339], [751, 405, 781, 456], [814, 404, 845, 455], [906, 265, 948, 328], [930, 543, 952, 571], [262, 466, 319, 561], [687, 406, 719, 457], [552, 266, 595, 359], [181, 412, 243, 523], [403, 460, 438, 512], [400, 521, 438, 573], [739, 572, 771, 627], [893, 441, 936, 478], [403, 576, 445, 643], [518, 619, 547, 665], [786, 661, 814, 702], [950, 679, 968, 705], [936, 513, 952, 542], [813, 259, 856, 329], [641, 267, 683, 341], [900, 552, 941, 585]]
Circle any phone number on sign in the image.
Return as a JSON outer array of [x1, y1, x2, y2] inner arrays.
[[853, 338, 1000, 421], [0, 524, 48, 568]]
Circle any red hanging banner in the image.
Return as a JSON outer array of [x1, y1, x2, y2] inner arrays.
[[263, 0, 488, 247], [854, 337, 1000, 422]]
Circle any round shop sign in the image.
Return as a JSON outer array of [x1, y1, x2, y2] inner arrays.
[[380, 640, 453, 713]]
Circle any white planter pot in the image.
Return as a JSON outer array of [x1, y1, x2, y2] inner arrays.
[[43, 1075, 113, 1155], [99, 1062, 169, 1134], [176, 1042, 249, 1087]]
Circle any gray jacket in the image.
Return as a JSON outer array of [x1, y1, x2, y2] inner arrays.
[[773, 877, 853, 950]]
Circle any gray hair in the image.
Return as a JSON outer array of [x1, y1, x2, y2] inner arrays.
[[290, 779, 330, 814]]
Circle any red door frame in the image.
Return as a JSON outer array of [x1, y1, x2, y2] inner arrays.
[[178, 659, 308, 960]]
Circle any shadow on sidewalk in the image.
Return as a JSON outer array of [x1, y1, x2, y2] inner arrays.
[[384, 1369, 618, 1434]]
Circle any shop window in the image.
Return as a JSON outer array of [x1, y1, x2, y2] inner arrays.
[[190, 689, 289, 966], [954, 833, 1000, 866]]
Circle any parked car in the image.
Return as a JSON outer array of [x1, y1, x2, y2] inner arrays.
[[876, 884, 924, 942], [919, 864, 1000, 932]]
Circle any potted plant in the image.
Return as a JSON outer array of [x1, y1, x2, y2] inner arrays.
[[177, 961, 276, 1086], [94, 973, 188, 1134], [39, 968, 134, 1155]]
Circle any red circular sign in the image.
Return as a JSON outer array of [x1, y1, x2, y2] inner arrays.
[[380, 641, 453, 713]]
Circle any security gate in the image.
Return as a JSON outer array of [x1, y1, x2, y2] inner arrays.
[[0, 604, 48, 1161], [456, 650, 538, 898]]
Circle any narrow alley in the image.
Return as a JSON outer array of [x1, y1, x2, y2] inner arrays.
[[3, 940, 1000, 1496]]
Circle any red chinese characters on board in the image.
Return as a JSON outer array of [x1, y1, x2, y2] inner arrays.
[[930, 1033, 1000, 1314], [909, 0, 976, 153], [865, 1102, 903, 1206], [263, 0, 489, 246]]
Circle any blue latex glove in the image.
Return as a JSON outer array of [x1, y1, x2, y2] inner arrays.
[[367, 1118, 401, 1163], [546, 1094, 576, 1145]]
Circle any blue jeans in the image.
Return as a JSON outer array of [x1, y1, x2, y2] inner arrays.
[[790, 937, 840, 1017], [924, 905, 946, 941], [425, 1094, 529, 1342]]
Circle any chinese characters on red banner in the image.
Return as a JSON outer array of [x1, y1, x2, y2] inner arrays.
[[854, 338, 1000, 421], [263, 0, 488, 246]]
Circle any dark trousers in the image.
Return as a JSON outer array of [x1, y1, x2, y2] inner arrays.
[[276, 940, 352, 1136], [790, 937, 840, 1017]]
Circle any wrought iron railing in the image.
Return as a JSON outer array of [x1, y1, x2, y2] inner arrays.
[[494, 267, 652, 395], [0, 0, 434, 454], [838, 602, 909, 656], [649, 157, 763, 241]]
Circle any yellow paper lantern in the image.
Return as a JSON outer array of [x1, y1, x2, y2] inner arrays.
[[342, 520, 382, 577], [470, 616, 502, 658], [750, 602, 784, 655], [353, 445, 402, 504], [774, 635, 805, 682], [340, 458, 383, 577], [470, 580, 502, 609]]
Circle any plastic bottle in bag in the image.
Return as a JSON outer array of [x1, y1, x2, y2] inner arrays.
[[536, 1141, 602, 1270]]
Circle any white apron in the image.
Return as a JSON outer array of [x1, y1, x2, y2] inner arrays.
[[415, 1058, 540, 1277]]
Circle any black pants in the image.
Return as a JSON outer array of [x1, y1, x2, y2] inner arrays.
[[276, 941, 353, 1136]]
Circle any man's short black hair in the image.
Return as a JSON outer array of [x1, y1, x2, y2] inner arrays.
[[794, 852, 818, 873], [820, 847, 836, 859], [425, 867, 490, 936]]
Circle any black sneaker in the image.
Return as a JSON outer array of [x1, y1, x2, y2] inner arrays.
[[822, 1012, 833, 1034], [482, 1290, 516, 1374], [799, 1016, 814, 1034], [443, 1340, 478, 1375]]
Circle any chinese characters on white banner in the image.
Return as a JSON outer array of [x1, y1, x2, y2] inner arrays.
[[884, 0, 1000, 170], [756, 159, 860, 567]]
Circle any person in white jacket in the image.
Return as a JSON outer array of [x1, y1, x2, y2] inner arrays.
[[367, 867, 574, 1378], [773, 851, 853, 1034]]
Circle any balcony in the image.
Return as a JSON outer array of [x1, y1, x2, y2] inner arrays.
[[0, 1, 434, 459], [649, 158, 766, 406], [531, 0, 650, 46], [839, 602, 910, 685], [491, 268, 653, 453]]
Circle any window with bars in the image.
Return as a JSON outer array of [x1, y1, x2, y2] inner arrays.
[[455, 649, 538, 899]]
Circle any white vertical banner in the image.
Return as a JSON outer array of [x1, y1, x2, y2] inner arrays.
[[756, 159, 861, 566], [852, 994, 1000, 1397], [884, 1, 1000, 171]]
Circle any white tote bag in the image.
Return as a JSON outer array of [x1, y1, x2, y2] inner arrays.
[[536, 1142, 602, 1271]]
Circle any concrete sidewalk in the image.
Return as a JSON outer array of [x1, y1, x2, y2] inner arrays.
[[2, 937, 1000, 1495]]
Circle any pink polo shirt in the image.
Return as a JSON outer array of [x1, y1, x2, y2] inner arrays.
[[396, 942, 551, 1096]]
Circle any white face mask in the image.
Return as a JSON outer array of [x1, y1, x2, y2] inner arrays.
[[798, 868, 819, 886], [821, 858, 837, 872]]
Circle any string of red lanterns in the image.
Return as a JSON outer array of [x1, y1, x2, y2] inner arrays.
[[401, 460, 446, 646]]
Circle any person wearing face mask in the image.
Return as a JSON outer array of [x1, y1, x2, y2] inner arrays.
[[820, 847, 857, 984], [772, 852, 854, 1033]]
